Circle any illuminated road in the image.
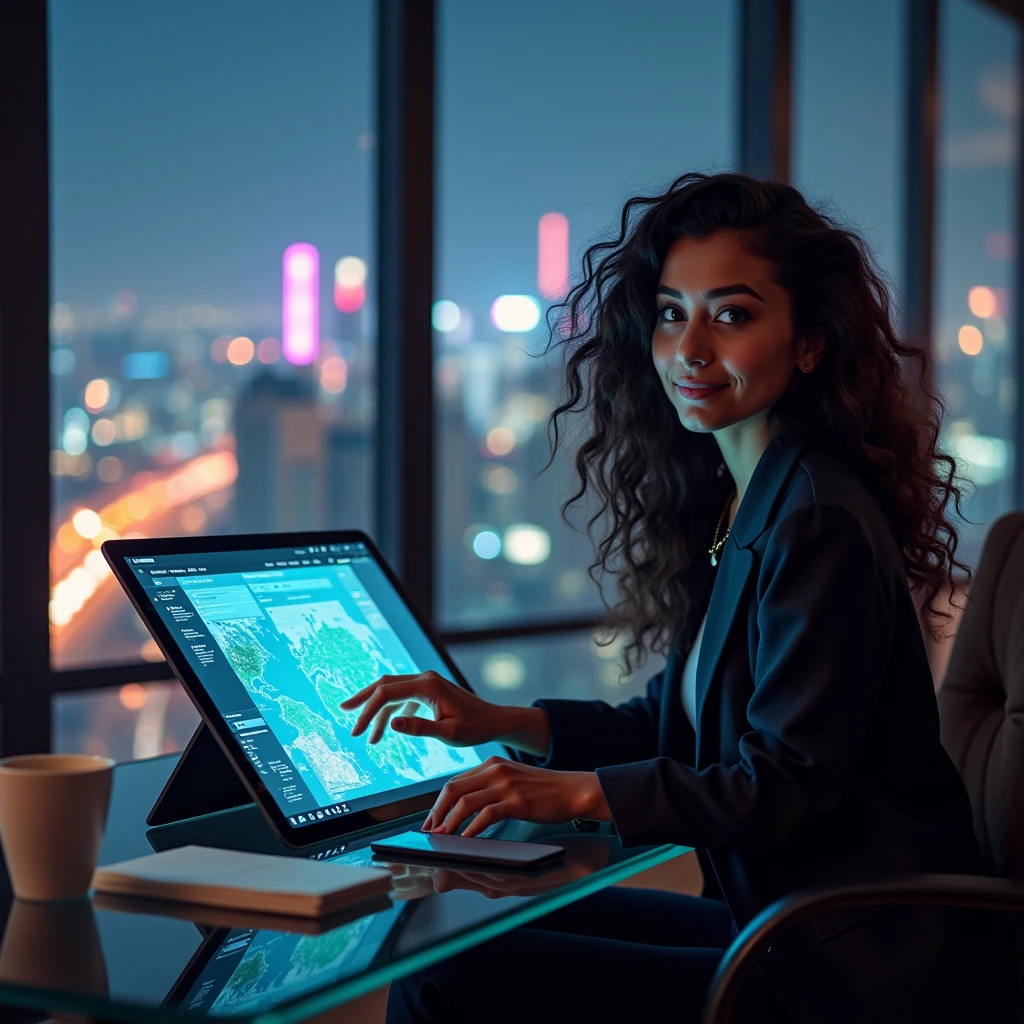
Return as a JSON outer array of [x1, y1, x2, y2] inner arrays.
[[50, 451, 237, 669]]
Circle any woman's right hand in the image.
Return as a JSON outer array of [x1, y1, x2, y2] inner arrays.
[[340, 671, 552, 757], [340, 670, 506, 747]]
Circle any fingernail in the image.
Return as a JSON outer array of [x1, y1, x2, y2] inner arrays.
[[392, 718, 406, 730], [432, 825, 446, 834]]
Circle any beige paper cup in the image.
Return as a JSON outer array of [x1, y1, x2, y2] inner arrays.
[[0, 754, 114, 901]]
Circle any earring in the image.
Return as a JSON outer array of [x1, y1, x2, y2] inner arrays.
[[803, 362, 811, 372]]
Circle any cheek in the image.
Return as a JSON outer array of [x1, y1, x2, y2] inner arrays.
[[650, 335, 674, 371], [725, 343, 793, 390]]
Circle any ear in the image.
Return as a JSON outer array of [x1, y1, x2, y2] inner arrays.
[[796, 330, 825, 371]]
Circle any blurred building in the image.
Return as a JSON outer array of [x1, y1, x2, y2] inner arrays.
[[235, 371, 327, 533], [236, 370, 372, 534]]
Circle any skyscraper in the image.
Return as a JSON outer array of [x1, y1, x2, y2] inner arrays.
[[235, 370, 373, 535], [235, 371, 325, 533]]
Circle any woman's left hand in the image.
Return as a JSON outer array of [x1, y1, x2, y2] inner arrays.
[[423, 756, 611, 838]]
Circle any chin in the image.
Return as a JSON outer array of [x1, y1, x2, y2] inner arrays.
[[677, 415, 718, 434], [676, 408, 727, 433]]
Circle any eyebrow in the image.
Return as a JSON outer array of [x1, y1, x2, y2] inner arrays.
[[656, 283, 765, 302]]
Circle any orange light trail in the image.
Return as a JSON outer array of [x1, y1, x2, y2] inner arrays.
[[49, 451, 238, 632]]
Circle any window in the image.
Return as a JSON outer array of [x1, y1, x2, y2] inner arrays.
[[934, 0, 1021, 566], [49, 0, 375, 669], [435, 0, 738, 630], [792, 0, 905, 289], [53, 681, 199, 762]]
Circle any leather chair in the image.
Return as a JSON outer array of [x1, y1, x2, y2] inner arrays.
[[701, 512, 1024, 1024]]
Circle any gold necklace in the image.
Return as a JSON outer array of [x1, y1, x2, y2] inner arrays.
[[709, 491, 735, 567]]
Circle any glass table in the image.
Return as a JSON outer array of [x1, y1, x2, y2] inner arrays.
[[0, 755, 689, 1022]]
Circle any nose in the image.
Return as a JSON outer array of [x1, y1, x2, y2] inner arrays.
[[675, 319, 712, 369]]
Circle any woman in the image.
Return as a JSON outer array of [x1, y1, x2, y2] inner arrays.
[[343, 173, 987, 1023]]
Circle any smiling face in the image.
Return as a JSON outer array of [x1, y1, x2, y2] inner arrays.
[[651, 229, 815, 437]]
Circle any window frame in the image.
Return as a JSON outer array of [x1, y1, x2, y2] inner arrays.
[[0, 0, 1021, 754]]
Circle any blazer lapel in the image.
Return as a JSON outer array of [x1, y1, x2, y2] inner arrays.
[[693, 433, 809, 765], [694, 541, 754, 766]]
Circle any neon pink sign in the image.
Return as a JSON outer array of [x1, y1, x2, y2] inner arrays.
[[282, 243, 319, 365], [538, 212, 569, 300]]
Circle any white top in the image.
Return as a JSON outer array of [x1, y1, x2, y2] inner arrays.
[[681, 610, 709, 730]]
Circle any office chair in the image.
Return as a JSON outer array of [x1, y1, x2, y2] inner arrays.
[[701, 512, 1024, 1024]]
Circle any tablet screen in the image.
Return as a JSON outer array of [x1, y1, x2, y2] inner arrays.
[[124, 540, 486, 832]]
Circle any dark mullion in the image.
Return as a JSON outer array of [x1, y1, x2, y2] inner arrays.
[[51, 662, 178, 695], [738, 0, 793, 182], [375, 0, 436, 625], [1016, 27, 1024, 511], [0, 2, 53, 755], [902, 0, 938, 369], [440, 616, 606, 648]]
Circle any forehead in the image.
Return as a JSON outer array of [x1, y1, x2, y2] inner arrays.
[[658, 230, 774, 291]]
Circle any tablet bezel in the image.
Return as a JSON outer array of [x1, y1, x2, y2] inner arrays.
[[103, 530, 505, 848]]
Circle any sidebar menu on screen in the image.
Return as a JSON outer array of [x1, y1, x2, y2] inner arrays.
[[137, 571, 320, 818]]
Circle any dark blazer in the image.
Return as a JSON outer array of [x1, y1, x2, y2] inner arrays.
[[523, 434, 983, 1022]]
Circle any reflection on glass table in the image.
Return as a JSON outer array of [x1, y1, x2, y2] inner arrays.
[[0, 757, 688, 1023], [380, 831, 615, 902], [166, 902, 408, 1018]]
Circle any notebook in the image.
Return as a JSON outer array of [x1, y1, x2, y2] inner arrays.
[[92, 889, 395, 935], [92, 845, 393, 918]]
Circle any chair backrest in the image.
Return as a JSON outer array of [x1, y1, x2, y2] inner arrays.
[[938, 512, 1024, 880]]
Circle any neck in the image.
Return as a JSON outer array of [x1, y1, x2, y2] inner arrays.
[[714, 413, 772, 511]]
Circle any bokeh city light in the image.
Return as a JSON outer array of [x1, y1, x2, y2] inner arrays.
[[958, 325, 984, 356], [490, 294, 541, 332], [503, 524, 551, 565], [432, 300, 462, 332], [967, 285, 998, 318], [226, 336, 255, 365], [334, 256, 367, 313]]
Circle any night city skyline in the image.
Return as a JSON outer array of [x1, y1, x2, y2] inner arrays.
[[47, 0, 1021, 760]]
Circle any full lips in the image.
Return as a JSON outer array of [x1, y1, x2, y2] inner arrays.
[[675, 381, 729, 400]]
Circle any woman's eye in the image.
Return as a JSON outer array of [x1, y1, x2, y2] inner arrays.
[[715, 306, 750, 325], [657, 304, 684, 322]]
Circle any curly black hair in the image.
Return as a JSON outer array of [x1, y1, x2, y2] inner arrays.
[[545, 171, 969, 674]]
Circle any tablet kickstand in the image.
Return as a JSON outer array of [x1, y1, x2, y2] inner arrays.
[[147, 722, 254, 827]]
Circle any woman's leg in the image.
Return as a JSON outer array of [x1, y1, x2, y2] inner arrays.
[[386, 890, 793, 1024], [524, 885, 737, 946], [386, 924, 723, 1024]]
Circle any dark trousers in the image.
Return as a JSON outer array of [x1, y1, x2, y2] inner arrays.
[[385, 887, 797, 1024]]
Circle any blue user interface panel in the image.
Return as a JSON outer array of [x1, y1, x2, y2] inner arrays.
[[128, 542, 483, 828]]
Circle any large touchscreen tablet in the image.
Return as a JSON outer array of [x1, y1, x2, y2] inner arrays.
[[103, 532, 506, 847]]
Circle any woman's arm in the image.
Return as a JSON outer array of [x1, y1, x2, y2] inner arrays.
[[340, 660, 672, 768], [493, 705, 552, 757], [597, 501, 895, 850], [509, 661, 674, 772]]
